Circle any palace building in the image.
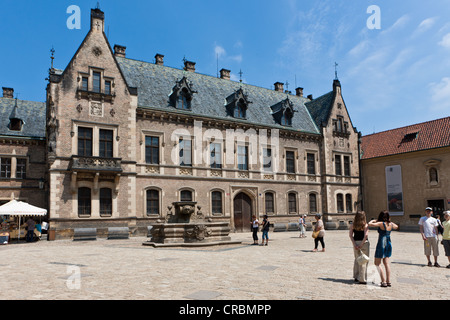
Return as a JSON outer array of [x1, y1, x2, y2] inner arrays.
[[0, 8, 362, 239]]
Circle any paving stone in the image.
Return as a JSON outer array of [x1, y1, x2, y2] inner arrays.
[[184, 290, 222, 300]]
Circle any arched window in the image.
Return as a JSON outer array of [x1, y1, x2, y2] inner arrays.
[[281, 110, 293, 126], [211, 191, 223, 215], [180, 190, 193, 202], [265, 192, 275, 214], [177, 88, 191, 110], [337, 194, 344, 213], [234, 99, 246, 119], [345, 194, 353, 213], [309, 193, 317, 213], [78, 187, 91, 217], [100, 188, 112, 217], [288, 193, 297, 214], [146, 189, 160, 215]]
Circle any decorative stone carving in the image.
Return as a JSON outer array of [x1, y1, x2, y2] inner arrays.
[[287, 174, 296, 181], [180, 168, 193, 175], [90, 101, 103, 117], [238, 172, 249, 179], [146, 166, 160, 174], [210, 170, 222, 177], [264, 174, 274, 180], [185, 224, 212, 241]]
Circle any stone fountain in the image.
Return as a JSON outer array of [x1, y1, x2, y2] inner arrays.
[[143, 201, 241, 247]]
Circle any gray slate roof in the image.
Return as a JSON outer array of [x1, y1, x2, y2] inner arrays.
[[0, 97, 46, 139], [305, 91, 334, 128], [116, 57, 320, 135]]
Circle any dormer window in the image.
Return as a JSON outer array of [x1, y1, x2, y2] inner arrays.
[[234, 99, 247, 118], [9, 118, 23, 131], [332, 116, 350, 138], [226, 88, 251, 119], [177, 88, 191, 110], [271, 98, 294, 126], [281, 108, 293, 126], [93, 71, 101, 93], [77, 69, 115, 102], [170, 77, 196, 111]]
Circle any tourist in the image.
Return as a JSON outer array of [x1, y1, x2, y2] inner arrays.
[[442, 211, 450, 268], [250, 215, 259, 245], [349, 211, 370, 284], [312, 213, 325, 252], [419, 207, 440, 267], [260, 214, 270, 246], [299, 214, 307, 238], [369, 211, 398, 287], [25, 217, 35, 242]]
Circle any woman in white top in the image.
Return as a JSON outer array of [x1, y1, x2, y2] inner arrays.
[[250, 215, 259, 245]]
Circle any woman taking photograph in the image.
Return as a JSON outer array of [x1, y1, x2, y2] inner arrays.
[[349, 211, 370, 284], [369, 210, 398, 287]]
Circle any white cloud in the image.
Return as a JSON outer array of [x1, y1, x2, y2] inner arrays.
[[438, 33, 450, 48], [429, 77, 450, 104], [214, 45, 226, 58], [418, 17, 437, 31]]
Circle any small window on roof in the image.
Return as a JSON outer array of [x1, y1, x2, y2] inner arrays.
[[401, 131, 419, 143], [9, 119, 23, 131]]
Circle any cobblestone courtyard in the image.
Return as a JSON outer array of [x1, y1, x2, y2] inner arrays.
[[1, 230, 448, 300]]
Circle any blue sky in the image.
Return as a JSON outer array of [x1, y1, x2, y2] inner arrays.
[[0, 0, 449, 135]]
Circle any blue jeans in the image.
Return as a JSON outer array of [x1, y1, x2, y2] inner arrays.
[[262, 230, 269, 240], [26, 230, 34, 242]]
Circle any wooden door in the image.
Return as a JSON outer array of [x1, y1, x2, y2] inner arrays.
[[234, 192, 252, 232]]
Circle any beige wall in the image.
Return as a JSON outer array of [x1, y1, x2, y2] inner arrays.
[[361, 146, 450, 229]]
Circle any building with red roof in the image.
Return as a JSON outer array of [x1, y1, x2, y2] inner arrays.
[[361, 116, 450, 230]]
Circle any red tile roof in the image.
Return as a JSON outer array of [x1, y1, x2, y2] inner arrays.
[[361, 117, 450, 159]]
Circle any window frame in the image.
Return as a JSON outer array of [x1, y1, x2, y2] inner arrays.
[[78, 187, 92, 217]]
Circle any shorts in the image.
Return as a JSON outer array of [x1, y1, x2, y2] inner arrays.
[[424, 237, 439, 256], [443, 239, 450, 257]]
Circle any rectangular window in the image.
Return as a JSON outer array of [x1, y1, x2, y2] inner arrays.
[[288, 193, 297, 214], [145, 136, 160, 165], [237, 145, 248, 170], [263, 148, 272, 172], [99, 129, 113, 158], [211, 191, 223, 215], [265, 193, 274, 214], [100, 188, 112, 216], [344, 156, 351, 176], [0, 158, 11, 178], [210, 143, 222, 169], [309, 194, 317, 213], [16, 158, 27, 179], [146, 190, 160, 215], [307, 153, 315, 175], [335, 155, 342, 176], [82, 77, 88, 91], [104, 80, 111, 95], [78, 187, 91, 217], [286, 151, 295, 173], [179, 138, 192, 166], [93, 72, 101, 93], [78, 127, 93, 157]]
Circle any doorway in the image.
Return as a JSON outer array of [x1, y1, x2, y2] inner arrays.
[[427, 199, 445, 219], [233, 192, 253, 232]]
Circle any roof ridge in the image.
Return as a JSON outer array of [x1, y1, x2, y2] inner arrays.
[[363, 116, 450, 137]]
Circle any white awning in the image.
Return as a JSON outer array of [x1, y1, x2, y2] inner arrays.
[[0, 200, 47, 217]]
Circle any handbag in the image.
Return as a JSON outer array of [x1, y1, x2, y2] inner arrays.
[[356, 250, 370, 265], [312, 230, 320, 239]]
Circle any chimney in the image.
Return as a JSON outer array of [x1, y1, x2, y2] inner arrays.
[[114, 45, 126, 58], [2, 87, 14, 98], [274, 82, 284, 92], [91, 7, 105, 33], [307, 94, 313, 100], [295, 87, 304, 97], [184, 60, 196, 72], [220, 69, 231, 80], [155, 54, 164, 66]]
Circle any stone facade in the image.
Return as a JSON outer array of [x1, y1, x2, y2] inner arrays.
[[1, 8, 362, 239]]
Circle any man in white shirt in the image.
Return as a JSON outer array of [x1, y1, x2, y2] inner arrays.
[[418, 207, 440, 267]]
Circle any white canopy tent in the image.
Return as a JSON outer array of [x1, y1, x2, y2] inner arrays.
[[0, 200, 47, 241]]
